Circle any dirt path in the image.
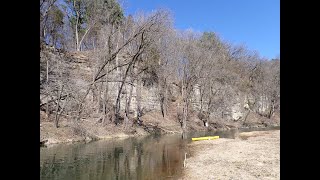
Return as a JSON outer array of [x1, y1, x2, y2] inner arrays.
[[181, 130, 280, 180]]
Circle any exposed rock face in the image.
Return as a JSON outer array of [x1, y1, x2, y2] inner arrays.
[[189, 84, 276, 122], [231, 104, 243, 121], [40, 46, 279, 126]]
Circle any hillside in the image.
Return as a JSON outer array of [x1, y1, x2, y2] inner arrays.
[[40, 0, 279, 145], [40, 44, 279, 145]]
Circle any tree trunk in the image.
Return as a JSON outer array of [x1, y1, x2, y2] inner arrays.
[[115, 51, 142, 125], [181, 84, 188, 130], [243, 110, 251, 123], [164, 83, 168, 116], [46, 58, 50, 120], [182, 100, 188, 130], [125, 80, 133, 128], [136, 77, 142, 126], [46, 94, 50, 120], [78, 25, 93, 51], [115, 28, 121, 106], [75, 1, 80, 51], [102, 67, 109, 125], [91, 84, 98, 103], [267, 99, 275, 119], [199, 86, 204, 113], [102, 87, 108, 125], [159, 76, 166, 118], [182, 63, 188, 130], [57, 93, 68, 125], [75, 86, 92, 121], [96, 81, 102, 114], [160, 94, 165, 118], [55, 84, 64, 128]]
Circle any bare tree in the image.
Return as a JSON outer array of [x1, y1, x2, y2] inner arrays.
[[40, 1, 279, 132]]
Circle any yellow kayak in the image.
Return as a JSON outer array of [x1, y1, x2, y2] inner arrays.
[[192, 136, 219, 141]]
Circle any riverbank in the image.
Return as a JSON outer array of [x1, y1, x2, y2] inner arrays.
[[40, 120, 150, 146], [40, 109, 183, 145], [180, 130, 280, 180], [40, 110, 280, 146]]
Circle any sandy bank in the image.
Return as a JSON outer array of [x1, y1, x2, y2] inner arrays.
[[181, 130, 280, 180]]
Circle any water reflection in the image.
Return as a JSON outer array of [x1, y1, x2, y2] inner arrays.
[[40, 126, 279, 180], [40, 134, 187, 180]]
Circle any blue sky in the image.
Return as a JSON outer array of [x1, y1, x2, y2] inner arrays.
[[124, 0, 280, 59]]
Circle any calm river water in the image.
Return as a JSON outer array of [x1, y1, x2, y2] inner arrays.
[[40, 126, 279, 180]]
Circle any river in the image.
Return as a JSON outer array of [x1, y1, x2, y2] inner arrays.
[[40, 126, 279, 180]]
